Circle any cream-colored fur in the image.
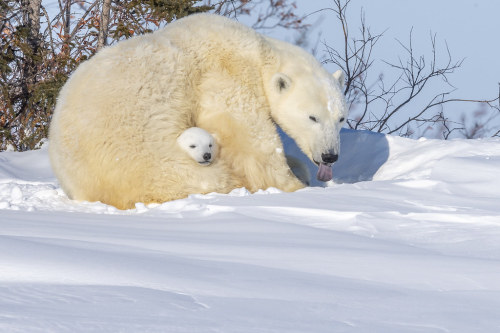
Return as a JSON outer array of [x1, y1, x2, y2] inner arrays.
[[49, 13, 347, 209]]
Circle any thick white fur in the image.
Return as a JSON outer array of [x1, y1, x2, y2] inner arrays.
[[177, 127, 216, 165], [49, 14, 347, 209]]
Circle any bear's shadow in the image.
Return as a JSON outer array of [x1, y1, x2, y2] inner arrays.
[[278, 127, 390, 186]]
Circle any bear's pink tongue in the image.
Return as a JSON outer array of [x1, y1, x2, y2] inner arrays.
[[316, 163, 333, 182]]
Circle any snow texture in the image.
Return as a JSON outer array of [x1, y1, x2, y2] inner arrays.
[[1, 129, 500, 332]]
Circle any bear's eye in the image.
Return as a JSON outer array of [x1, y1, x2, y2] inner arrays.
[[209, 144, 212, 148], [309, 116, 318, 123], [339, 117, 345, 123], [189, 145, 196, 149]]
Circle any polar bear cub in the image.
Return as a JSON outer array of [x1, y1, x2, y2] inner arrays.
[[177, 127, 217, 165], [178, 127, 311, 186]]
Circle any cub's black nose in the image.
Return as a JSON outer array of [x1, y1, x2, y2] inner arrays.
[[203, 153, 212, 161], [321, 153, 338, 164]]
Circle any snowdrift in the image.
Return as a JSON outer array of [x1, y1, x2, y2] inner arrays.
[[1, 129, 500, 332]]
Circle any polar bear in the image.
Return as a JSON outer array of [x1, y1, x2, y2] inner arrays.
[[177, 127, 216, 165], [49, 13, 347, 209]]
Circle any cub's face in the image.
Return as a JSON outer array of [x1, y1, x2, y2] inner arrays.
[[177, 127, 217, 166]]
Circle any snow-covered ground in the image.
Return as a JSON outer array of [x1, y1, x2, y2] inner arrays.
[[1, 129, 500, 332]]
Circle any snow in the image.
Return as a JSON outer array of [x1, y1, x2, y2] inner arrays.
[[1, 129, 500, 332]]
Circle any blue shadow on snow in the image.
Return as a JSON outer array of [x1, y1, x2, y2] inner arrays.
[[278, 127, 390, 186]]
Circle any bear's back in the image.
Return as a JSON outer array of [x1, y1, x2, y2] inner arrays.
[[49, 15, 254, 208]]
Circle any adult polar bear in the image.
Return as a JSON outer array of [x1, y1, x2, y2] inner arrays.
[[49, 13, 347, 209]]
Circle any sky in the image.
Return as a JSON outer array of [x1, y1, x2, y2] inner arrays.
[[293, 0, 499, 103], [287, 0, 500, 137]]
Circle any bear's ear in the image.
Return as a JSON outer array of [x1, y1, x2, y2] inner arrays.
[[272, 73, 292, 93], [332, 70, 345, 90]]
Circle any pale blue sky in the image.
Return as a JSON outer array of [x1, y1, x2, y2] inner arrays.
[[295, 0, 499, 101]]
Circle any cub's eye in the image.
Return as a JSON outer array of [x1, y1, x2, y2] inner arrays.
[[309, 116, 318, 123], [189, 145, 196, 149], [339, 117, 345, 123], [209, 144, 212, 148]]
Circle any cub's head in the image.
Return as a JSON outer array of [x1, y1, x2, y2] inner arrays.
[[265, 39, 348, 182], [177, 127, 217, 166]]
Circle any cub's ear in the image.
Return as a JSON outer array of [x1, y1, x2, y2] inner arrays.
[[332, 70, 345, 90], [272, 73, 292, 93]]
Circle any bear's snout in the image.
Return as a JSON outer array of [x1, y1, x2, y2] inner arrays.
[[321, 153, 338, 164], [203, 153, 212, 161]]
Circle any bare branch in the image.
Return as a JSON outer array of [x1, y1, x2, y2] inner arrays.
[[318, 0, 499, 139], [97, 0, 112, 50]]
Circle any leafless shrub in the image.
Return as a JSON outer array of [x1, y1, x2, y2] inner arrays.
[[2, 0, 307, 151], [317, 0, 500, 139]]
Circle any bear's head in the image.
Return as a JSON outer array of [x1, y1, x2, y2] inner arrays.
[[177, 127, 217, 166], [264, 38, 348, 182]]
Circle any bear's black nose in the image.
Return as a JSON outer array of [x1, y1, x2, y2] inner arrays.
[[203, 153, 211, 161], [321, 153, 338, 164]]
